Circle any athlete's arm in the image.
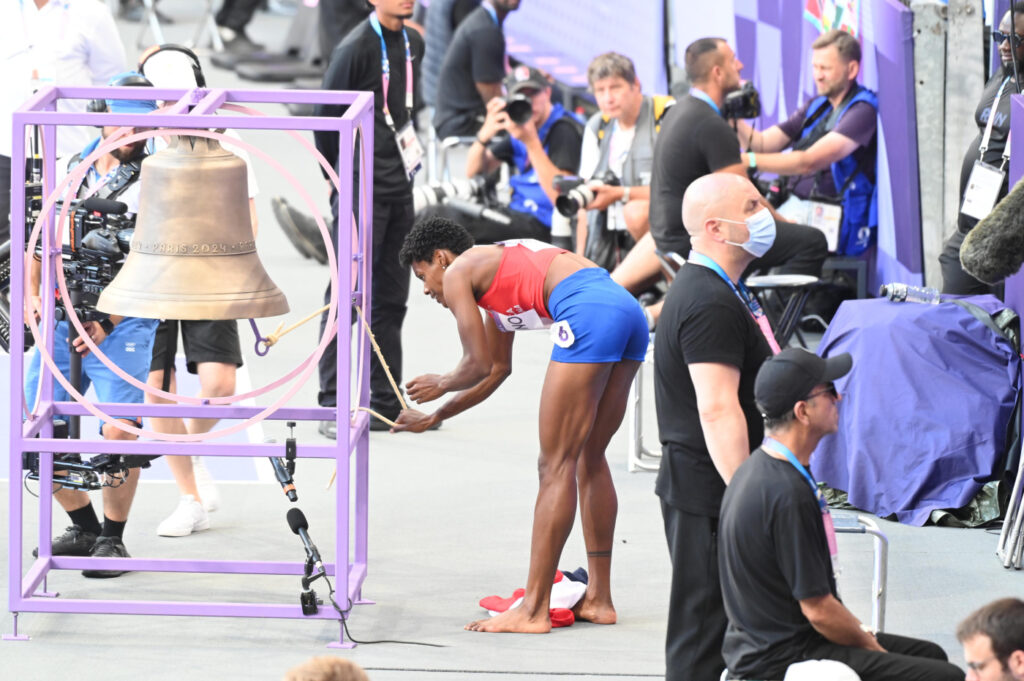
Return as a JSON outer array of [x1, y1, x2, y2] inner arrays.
[[406, 262, 493, 403], [394, 314, 514, 432]]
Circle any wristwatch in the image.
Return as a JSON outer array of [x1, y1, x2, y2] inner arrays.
[[99, 318, 115, 336]]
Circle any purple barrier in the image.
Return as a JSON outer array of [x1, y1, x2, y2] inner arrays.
[[1005, 95, 1024, 313], [672, 0, 922, 289], [503, 3, 667, 92]]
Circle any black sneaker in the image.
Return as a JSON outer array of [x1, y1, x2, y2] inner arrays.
[[272, 196, 328, 265], [32, 525, 97, 558], [82, 536, 131, 579]]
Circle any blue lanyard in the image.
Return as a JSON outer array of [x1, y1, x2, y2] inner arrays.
[[481, 0, 499, 25], [762, 437, 826, 512], [690, 87, 721, 116], [368, 13, 414, 131], [687, 251, 765, 319]]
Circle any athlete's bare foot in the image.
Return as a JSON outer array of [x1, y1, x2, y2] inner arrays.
[[465, 605, 552, 633], [572, 596, 617, 624]]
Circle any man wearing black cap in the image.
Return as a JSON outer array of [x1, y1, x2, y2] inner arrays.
[[717, 348, 962, 681], [422, 64, 582, 244]]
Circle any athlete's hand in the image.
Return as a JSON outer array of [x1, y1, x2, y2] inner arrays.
[[391, 408, 439, 433], [406, 373, 446, 403]]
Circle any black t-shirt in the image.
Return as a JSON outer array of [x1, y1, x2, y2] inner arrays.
[[653, 262, 772, 516], [957, 69, 1019, 234], [719, 449, 838, 679], [314, 18, 425, 200], [432, 6, 506, 139], [649, 94, 741, 256]]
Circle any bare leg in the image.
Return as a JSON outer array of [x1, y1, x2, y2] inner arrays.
[[611, 232, 662, 295], [466, 361, 613, 633], [146, 369, 199, 500], [573, 359, 640, 624], [98, 420, 141, 521], [623, 199, 650, 243]]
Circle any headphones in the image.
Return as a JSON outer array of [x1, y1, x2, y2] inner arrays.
[[137, 43, 206, 88], [87, 72, 155, 114]]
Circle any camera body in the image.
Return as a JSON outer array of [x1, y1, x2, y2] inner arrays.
[[554, 170, 620, 217], [57, 205, 134, 321], [723, 82, 762, 120]]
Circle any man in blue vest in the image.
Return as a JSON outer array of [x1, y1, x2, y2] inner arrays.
[[430, 64, 583, 244], [735, 29, 878, 257]]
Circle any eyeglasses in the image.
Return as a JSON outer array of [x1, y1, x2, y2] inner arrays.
[[965, 655, 997, 672], [992, 30, 1024, 47], [802, 383, 838, 402]]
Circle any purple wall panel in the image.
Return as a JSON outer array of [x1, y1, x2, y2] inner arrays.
[[1004, 96, 1024, 313], [503, 2, 667, 92]]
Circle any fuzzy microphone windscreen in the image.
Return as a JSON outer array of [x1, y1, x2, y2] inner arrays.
[[960, 177, 1024, 284]]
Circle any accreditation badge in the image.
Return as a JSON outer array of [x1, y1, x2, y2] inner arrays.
[[394, 121, 424, 179], [961, 161, 1005, 221]]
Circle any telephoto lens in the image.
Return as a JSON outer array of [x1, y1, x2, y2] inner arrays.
[[505, 94, 533, 125]]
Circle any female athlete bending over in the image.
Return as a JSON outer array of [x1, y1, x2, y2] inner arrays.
[[394, 215, 648, 633]]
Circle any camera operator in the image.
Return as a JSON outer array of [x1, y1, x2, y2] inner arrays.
[[426, 65, 582, 244], [1, 0, 126, 246], [24, 80, 160, 579], [432, 0, 521, 140], [734, 29, 878, 257], [939, 4, 1024, 296], [576, 52, 673, 307]]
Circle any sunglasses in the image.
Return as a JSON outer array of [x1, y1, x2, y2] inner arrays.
[[803, 383, 838, 402], [992, 30, 1024, 47]]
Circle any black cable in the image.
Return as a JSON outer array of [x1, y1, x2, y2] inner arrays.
[[319, 571, 446, 648]]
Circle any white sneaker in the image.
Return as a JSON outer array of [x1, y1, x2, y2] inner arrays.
[[191, 456, 221, 512], [157, 495, 210, 537]]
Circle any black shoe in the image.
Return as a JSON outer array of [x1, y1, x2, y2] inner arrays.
[[118, 0, 144, 21], [32, 525, 97, 558], [272, 196, 328, 265], [219, 27, 266, 53], [82, 536, 131, 579]]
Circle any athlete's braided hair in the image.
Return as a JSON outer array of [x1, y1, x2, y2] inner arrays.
[[399, 215, 476, 268]]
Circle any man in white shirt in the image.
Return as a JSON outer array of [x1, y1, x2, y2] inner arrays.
[[1, 0, 125, 244]]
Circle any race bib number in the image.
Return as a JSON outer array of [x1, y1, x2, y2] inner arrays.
[[489, 308, 551, 332], [550, 320, 575, 348], [961, 161, 1005, 221], [394, 121, 424, 179]]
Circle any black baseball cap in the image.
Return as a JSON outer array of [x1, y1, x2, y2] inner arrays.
[[505, 65, 549, 95], [754, 348, 852, 418]]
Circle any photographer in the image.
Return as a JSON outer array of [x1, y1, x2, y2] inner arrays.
[[24, 82, 160, 579], [735, 29, 877, 257], [429, 65, 582, 244], [576, 52, 673, 304]]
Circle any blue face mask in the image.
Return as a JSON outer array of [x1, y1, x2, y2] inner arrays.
[[719, 207, 776, 258]]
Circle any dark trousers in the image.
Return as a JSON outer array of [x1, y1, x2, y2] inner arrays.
[[661, 500, 727, 681], [0, 154, 11, 245], [938, 228, 1001, 296], [216, 0, 261, 32], [419, 203, 550, 245], [656, 221, 829, 277], [801, 632, 963, 681], [318, 192, 413, 417]]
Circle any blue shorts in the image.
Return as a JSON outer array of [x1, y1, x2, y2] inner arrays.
[[25, 317, 159, 431], [546, 267, 649, 364]]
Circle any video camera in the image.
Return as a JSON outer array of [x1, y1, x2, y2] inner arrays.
[[553, 170, 620, 217], [723, 82, 761, 120], [22, 420, 159, 491]]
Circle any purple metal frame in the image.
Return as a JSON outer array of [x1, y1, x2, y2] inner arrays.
[[5, 85, 374, 647]]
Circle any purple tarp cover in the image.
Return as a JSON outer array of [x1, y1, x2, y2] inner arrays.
[[812, 297, 1020, 525]]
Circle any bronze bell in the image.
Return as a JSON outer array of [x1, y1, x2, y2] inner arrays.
[[97, 135, 289, 320]]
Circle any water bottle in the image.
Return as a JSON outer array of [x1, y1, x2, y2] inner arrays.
[[878, 282, 941, 305]]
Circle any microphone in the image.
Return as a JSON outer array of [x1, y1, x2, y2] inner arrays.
[[270, 456, 298, 501], [446, 198, 512, 226], [960, 177, 1024, 284], [287, 508, 323, 571], [79, 197, 128, 215]]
